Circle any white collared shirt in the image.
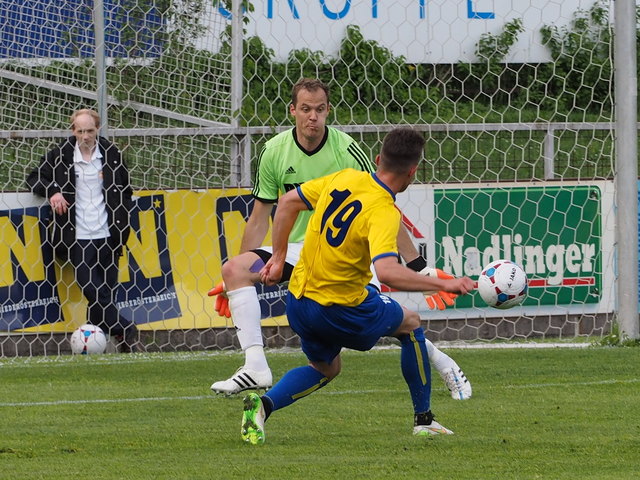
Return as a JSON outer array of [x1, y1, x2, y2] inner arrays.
[[73, 143, 110, 239]]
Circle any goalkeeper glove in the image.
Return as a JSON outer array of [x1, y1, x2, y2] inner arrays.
[[420, 267, 458, 310], [406, 257, 458, 311], [208, 282, 231, 318]]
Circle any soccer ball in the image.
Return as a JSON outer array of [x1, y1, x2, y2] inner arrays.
[[478, 260, 528, 309], [70, 324, 107, 355]]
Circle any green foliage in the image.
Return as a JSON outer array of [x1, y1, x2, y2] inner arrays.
[[241, 3, 619, 125], [1, 2, 624, 129], [442, 4, 614, 123], [477, 18, 526, 62], [161, 0, 209, 47], [112, 0, 167, 58], [538, 1, 613, 119], [243, 25, 442, 125], [241, 36, 283, 124], [333, 25, 412, 118], [452, 18, 525, 115], [1, 2, 630, 189], [595, 322, 640, 347]]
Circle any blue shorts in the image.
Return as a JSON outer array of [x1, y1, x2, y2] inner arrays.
[[286, 286, 404, 364]]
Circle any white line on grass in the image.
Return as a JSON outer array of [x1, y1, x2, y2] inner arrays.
[[1, 377, 638, 408]]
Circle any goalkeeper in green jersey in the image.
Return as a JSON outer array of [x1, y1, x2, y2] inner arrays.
[[208, 78, 472, 400]]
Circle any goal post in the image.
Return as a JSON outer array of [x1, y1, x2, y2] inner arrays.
[[614, 0, 639, 340]]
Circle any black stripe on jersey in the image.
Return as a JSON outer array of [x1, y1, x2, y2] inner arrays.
[[253, 196, 277, 203], [283, 183, 301, 192], [347, 142, 375, 173], [251, 146, 268, 196]]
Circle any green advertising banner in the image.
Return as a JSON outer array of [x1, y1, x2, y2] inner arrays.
[[434, 185, 602, 309]]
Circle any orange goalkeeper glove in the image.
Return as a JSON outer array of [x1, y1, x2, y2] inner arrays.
[[425, 289, 458, 310], [208, 281, 231, 318], [418, 266, 458, 311], [406, 257, 458, 310]]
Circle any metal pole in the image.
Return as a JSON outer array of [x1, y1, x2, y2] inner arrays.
[[230, 0, 245, 186], [543, 127, 555, 180], [93, 0, 109, 136], [614, 0, 639, 339]]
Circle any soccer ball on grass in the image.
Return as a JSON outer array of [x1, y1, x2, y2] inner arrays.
[[70, 324, 107, 354], [477, 260, 528, 309]]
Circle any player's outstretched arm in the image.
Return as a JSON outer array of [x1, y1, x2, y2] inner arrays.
[[374, 256, 475, 295], [239, 200, 274, 254], [260, 189, 307, 286]]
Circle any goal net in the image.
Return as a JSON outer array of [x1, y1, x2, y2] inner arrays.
[[0, 0, 623, 356]]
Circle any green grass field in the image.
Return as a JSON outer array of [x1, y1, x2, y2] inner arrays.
[[1, 346, 639, 480]]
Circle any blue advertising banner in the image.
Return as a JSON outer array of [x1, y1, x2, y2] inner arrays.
[[115, 195, 181, 325], [0, 205, 61, 330], [0, 189, 289, 332], [0, 0, 163, 59]]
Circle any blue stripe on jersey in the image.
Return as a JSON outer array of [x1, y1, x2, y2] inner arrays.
[[372, 173, 396, 200], [372, 251, 400, 263], [347, 142, 375, 173], [296, 186, 313, 210]]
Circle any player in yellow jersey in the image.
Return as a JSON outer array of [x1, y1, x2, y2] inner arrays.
[[239, 128, 475, 445], [209, 79, 471, 401]]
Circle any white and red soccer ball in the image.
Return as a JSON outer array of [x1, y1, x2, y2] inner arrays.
[[70, 324, 107, 355], [478, 260, 528, 309]]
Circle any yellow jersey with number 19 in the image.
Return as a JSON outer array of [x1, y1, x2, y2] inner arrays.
[[289, 168, 401, 307]]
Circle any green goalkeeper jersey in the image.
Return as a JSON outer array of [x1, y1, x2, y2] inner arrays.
[[252, 126, 374, 243]]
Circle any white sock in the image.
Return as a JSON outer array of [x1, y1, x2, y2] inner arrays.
[[227, 286, 269, 371], [244, 345, 269, 372], [425, 338, 457, 374]]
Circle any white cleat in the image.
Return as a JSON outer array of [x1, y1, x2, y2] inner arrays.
[[441, 365, 472, 400], [413, 411, 454, 436], [211, 367, 273, 395], [413, 421, 454, 436]]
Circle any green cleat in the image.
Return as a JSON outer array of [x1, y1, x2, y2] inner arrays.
[[241, 393, 266, 445]]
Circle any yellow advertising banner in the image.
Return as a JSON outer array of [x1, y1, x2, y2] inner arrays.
[[1, 190, 289, 333]]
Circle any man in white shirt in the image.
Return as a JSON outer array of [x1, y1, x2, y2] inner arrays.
[[27, 109, 138, 352]]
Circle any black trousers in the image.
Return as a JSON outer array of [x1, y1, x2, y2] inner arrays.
[[70, 238, 132, 336]]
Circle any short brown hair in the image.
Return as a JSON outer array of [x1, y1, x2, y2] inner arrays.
[[291, 78, 330, 106], [70, 109, 101, 130], [379, 128, 425, 174]]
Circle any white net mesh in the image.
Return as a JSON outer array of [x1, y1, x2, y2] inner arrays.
[[0, 0, 624, 356]]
